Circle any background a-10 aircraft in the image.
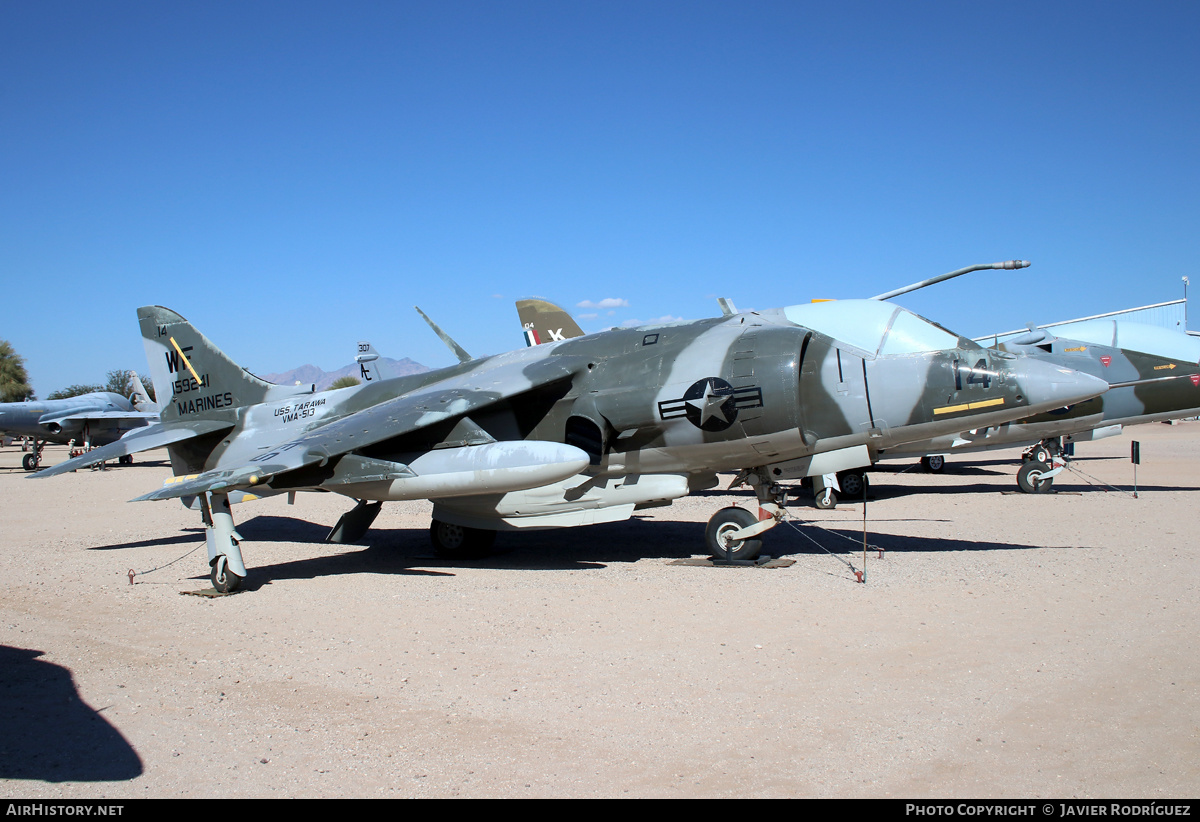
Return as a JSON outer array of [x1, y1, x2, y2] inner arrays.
[[33, 263, 1116, 592]]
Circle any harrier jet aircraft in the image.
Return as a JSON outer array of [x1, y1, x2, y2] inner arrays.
[[1, 383, 156, 471], [518, 269, 1200, 498], [32, 301, 1107, 592], [877, 319, 1200, 492]]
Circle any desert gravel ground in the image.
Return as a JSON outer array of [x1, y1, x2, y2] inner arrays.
[[1, 422, 1198, 798]]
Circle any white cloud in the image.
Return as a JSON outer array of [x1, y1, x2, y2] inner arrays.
[[576, 297, 629, 309], [577, 312, 598, 320]]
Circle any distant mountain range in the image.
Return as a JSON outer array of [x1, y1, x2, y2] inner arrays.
[[260, 357, 430, 391]]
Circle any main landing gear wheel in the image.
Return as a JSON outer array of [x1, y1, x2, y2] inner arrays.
[[22, 454, 38, 471], [210, 562, 243, 594], [838, 471, 868, 499], [118, 455, 134, 466], [430, 519, 497, 559], [705, 506, 763, 562], [921, 455, 945, 473], [1017, 460, 1054, 494]]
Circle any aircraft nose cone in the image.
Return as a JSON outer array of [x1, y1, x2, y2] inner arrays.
[[1010, 358, 1109, 412]]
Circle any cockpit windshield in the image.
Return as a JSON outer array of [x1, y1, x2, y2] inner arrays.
[[781, 299, 963, 358]]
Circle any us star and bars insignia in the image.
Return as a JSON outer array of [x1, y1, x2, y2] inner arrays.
[[659, 377, 764, 432]]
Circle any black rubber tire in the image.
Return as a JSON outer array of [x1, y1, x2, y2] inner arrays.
[[430, 519, 497, 559], [1017, 460, 1054, 494], [22, 454, 38, 471], [838, 471, 868, 498], [705, 506, 763, 562], [210, 562, 243, 593], [813, 488, 838, 510], [921, 455, 945, 473]]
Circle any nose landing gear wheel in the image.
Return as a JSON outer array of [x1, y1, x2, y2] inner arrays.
[[22, 454, 38, 471], [705, 506, 763, 562], [1017, 460, 1054, 494]]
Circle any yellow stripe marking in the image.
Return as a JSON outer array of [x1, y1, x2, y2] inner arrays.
[[169, 337, 204, 384], [164, 473, 200, 485], [933, 397, 1006, 415]]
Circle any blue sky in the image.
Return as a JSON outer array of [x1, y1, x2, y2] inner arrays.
[[3, 1, 1197, 398]]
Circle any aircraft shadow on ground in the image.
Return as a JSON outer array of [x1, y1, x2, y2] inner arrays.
[[786, 526, 1093, 555], [839, 477, 1197, 500], [90, 528, 206, 551], [0, 646, 143, 783], [165, 513, 1087, 587], [93, 472, 1193, 583]]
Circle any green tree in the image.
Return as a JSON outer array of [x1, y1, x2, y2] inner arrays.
[[0, 339, 34, 402], [105, 369, 153, 399], [45, 369, 155, 402], [47, 384, 103, 400], [105, 370, 133, 396], [327, 376, 361, 391]]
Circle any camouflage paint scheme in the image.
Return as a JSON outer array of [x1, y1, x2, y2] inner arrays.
[[877, 320, 1200, 461], [518, 299, 585, 347], [32, 301, 1107, 590], [518, 297, 1200, 481]]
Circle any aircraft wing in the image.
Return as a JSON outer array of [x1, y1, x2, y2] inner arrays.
[[133, 352, 588, 502], [30, 419, 235, 478], [39, 410, 160, 425]]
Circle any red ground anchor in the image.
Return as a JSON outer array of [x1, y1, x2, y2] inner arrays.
[[854, 570, 864, 583], [128, 569, 137, 585]]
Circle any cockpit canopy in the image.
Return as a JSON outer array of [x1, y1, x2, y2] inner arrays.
[[780, 299, 968, 359]]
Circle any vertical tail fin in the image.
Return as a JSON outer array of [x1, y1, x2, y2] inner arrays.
[[355, 342, 388, 383], [138, 306, 313, 423], [516, 299, 585, 346], [128, 371, 157, 412]]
